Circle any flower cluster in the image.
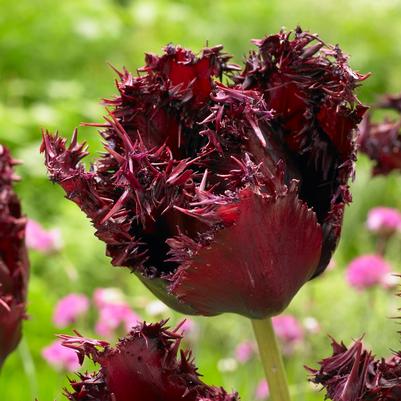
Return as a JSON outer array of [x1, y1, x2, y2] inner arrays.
[[42, 28, 367, 319], [359, 92, 401, 175], [0, 145, 29, 368], [61, 320, 239, 401]]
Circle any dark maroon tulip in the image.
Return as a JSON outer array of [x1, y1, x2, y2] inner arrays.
[[0, 145, 29, 368], [359, 110, 401, 176], [61, 320, 240, 401], [42, 28, 367, 318], [308, 337, 401, 401]]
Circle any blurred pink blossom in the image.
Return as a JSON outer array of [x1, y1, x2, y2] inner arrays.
[[25, 219, 62, 253], [367, 207, 401, 236], [95, 304, 140, 337], [42, 340, 80, 371], [272, 315, 304, 355], [93, 288, 140, 337], [255, 379, 270, 400], [273, 315, 304, 343], [346, 254, 391, 290], [235, 341, 256, 364], [53, 293, 89, 328]]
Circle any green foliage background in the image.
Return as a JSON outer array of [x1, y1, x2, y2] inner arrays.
[[1, 0, 401, 399]]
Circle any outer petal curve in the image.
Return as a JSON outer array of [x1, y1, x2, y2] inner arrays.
[[170, 187, 323, 318]]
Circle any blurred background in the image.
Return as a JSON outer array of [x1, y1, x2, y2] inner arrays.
[[1, 0, 401, 399]]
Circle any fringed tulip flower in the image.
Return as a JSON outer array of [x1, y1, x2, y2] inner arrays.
[[61, 320, 240, 401], [345, 254, 391, 291], [41, 28, 366, 320], [308, 337, 401, 401], [308, 290, 401, 400], [359, 97, 401, 175], [0, 145, 29, 368]]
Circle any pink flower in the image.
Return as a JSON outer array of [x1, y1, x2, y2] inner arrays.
[[346, 254, 391, 290], [25, 219, 62, 253], [95, 304, 140, 337], [273, 315, 304, 343], [367, 207, 401, 236], [235, 341, 256, 364], [42, 340, 80, 371], [93, 287, 140, 337], [53, 293, 89, 328], [272, 315, 304, 355], [255, 379, 270, 400]]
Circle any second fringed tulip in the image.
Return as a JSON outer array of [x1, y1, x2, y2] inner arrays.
[[42, 28, 367, 319], [359, 93, 401, 176], [0, 145, 29, 368], [309, 336, 401, 400], [61, 320, 239, 401]]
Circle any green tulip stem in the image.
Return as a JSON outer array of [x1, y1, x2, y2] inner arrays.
[[252, 317, 291, 401]]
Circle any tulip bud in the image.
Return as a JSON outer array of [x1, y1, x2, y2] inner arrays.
[[0, 145, 29, 368], [42, 28, 367, 318], [61, 320, 240, 401]]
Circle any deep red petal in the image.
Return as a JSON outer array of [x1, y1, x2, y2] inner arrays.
[[171, 188, 323, 318]]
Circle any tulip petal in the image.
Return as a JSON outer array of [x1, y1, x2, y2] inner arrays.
[[171, 188, 322, 318]]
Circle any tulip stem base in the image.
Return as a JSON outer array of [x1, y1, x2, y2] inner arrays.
[[252, 317, 291, 401]]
